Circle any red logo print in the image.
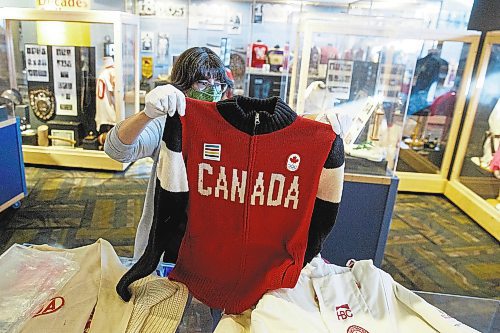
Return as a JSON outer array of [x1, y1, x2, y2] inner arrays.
[[347, 325, 370, 333], [286, 153, 301, 171], [336, 304, 353, 320], [33, 296, 65, 317]]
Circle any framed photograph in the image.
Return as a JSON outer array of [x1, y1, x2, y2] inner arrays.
[[141, 31, 154, 52], [50, 129, 75, 148]]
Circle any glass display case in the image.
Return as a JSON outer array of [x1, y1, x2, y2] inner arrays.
[[288, 14, 433, 178], [0, 8, 140, 171], [287, 14, 429, 265], [396, 34, 480, 193], [446, 31, 500, 240]]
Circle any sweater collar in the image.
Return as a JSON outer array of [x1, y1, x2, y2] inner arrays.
[[216, 96, 297, 135]]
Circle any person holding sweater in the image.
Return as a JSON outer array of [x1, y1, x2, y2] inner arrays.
[[105, 47, 233, 260], [106, 46, 345, 328]]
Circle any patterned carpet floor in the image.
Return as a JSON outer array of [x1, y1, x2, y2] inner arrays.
[[0, 159, 498, 300]]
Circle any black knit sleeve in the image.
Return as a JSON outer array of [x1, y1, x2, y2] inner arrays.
[[304, 135, 345, 265], [117, 114, 189, 301]]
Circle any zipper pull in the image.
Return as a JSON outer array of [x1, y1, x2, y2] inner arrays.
[[253, 112, 260, 135]]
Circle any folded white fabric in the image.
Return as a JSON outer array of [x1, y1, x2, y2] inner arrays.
[[18, 239, 188, 333], [20, 239, 133, 333], [216, 257, 479, 333], [126, 276, 188, 333]]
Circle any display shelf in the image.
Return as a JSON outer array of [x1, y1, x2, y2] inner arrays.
[[245, 67, 285, 77], [22, 145, 130, 171]]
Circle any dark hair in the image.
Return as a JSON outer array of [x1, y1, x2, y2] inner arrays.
[[170, 47, 233, 92]]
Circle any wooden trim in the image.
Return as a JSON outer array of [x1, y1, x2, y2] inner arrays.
[[398, 149, 440, 174], [0, 193, 24, 213], [0, 8, 131, 24], [439, 36, 480, 179], [445, 180, 500, 241], [450, 34, 500, 180], [344, 173, 393, 185], [397, 172, 446, 193], [22, 146, 130, 171]]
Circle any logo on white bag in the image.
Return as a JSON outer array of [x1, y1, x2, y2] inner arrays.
[[33, 296, 65, 317], [347, 325, 370, 333], [336, 303, 353, 320]]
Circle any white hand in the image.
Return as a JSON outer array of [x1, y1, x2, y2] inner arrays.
[[143, 84, 186, 119]]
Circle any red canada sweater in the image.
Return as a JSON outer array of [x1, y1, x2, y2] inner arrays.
[[169, 98, 335, 313], [116, 96, 345, 314]]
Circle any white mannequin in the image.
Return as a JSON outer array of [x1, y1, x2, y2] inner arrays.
[[95, 56, 117, 131], [472, 98, 500, 170]]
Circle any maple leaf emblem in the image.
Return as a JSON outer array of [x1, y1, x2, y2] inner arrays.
[[290, 156, 299, 163]]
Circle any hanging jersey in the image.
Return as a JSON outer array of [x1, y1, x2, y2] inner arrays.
[[95, 66, 116, 130]]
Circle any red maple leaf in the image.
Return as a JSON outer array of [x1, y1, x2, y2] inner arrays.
[[290, 156, 299, 163]]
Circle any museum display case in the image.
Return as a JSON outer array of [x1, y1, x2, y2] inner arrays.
[[287, 14, 427, 266], [396, 34, 480, 193], [446, 31, 500, 240], [0, 8, 140, 171], [288, 14, 432, 178]]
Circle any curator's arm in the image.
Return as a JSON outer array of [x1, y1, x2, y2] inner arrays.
[[104, 113, 165, 163], [303, 134, 345, 264]]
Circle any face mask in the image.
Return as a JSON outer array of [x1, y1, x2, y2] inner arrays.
[[187, 86, 222, 102]]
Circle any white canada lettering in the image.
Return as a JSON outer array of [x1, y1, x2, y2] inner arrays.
[[230, 169, 247, 203], [284, 176, 299, 209], [250, 172, 265, 206], [214, 166, 228, 199], [198, 163, 299, 209], [198, 162, 213, 196], [267, 173, 285, 206]]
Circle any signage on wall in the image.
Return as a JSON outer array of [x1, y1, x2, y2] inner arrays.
[[36, 0, 91, 10], [52, 46, 78, 116], [25, 44, 49, 82]]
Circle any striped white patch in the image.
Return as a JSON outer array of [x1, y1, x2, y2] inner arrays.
[[203, 143, 221, 161], [316, 164, 344, 203], [157, 141, 189, 192]]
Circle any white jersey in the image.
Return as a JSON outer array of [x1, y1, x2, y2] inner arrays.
[[95, 66, 117, 130], [215, 257, 479, 333]]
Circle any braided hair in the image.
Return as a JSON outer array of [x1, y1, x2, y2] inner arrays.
[[170, 47, 233, 92]]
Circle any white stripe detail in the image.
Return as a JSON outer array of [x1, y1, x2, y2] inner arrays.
[[157, 141, 189, 192], [316, 164, 344, 203]]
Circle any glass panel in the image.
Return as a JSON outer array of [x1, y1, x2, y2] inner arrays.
[[123, 23, 137, 118], [290, 17, 424, 177], [245, 2, 299, 100], [0, 20, 9, 92], [8, 19, 123, 148], [137, 0, 188, 92], [460, 42, 500, 206], [415, 291, 499, 333], [397, 41, 471, 174]]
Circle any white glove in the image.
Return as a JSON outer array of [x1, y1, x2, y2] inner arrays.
[[143, 84, 186, 119]]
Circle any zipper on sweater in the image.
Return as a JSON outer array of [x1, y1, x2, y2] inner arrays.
[[233, 112, 259, 306], [253, 112, 260, 135]]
